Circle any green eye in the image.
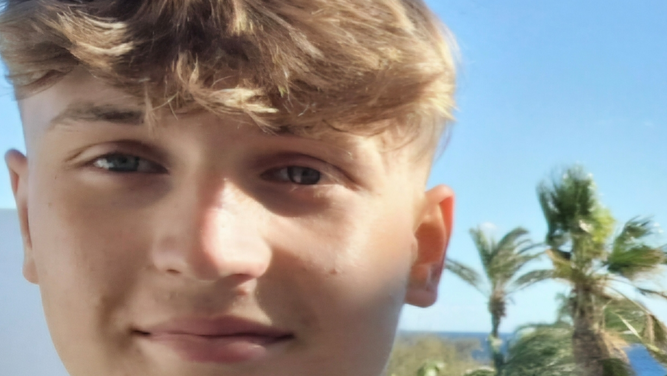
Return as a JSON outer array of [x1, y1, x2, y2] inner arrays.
[[93, 154, 164, 173]]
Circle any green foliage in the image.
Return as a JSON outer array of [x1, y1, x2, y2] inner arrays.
[[599, 358, 635, 376], [447, 227, 552, 334], [467, 227, 543, 294], [446, 259, 486, 294], [607, 218, 667, 280], [603, 298, 647, 345], [446, 226, 548, 372], [509, 269, 554, 292], [500, 320, 638, 376], [537, 165, 667, 372], [447, 226, 549, 304], [389, 166, 667, 376], [611, 309, 667, 369], [385, 334, 484, 376], [463, 367, 496, 376], [500, 324, 576, 376], [417, 361, 446, 376], [538, 166, 615, 262]]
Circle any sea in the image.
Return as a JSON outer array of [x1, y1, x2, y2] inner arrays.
[[400, 331, 667, 376]]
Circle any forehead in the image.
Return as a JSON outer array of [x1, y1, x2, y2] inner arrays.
[[21, 69, 426, 159], [19, 69, 307, 137], [19, 69, 430, 178]]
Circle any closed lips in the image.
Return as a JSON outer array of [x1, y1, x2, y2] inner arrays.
[[135, 317, 294, 363]]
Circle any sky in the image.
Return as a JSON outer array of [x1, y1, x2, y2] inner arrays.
[[1, 0, 667, 374]]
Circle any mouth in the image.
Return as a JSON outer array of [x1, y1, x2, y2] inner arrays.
[[135, 317, 295, 364]]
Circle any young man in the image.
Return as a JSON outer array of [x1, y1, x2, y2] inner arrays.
[[1, 0, 456, 375]]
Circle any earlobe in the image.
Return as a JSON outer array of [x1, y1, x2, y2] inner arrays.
[[405, 184, 454, 307], [5, 149, 38, 284]]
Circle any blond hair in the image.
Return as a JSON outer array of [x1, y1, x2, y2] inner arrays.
[[0, 0, 455, 140]]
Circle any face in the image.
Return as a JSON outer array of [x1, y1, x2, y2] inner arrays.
[[6, 69, 453, 376]]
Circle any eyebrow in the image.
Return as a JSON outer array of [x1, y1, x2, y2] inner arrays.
[[47, 103, 360, 155], [50, 102, 144, 129]]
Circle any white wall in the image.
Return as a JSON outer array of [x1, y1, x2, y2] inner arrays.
[[0, 209, 69, 375]]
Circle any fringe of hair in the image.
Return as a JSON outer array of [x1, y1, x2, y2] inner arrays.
[[0, 0, 456, 141]]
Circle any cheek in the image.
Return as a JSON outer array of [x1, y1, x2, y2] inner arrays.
[[28, 164, 150, 339], [263, 195, 415, 346]]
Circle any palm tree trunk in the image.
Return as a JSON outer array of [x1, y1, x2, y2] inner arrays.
[[571, 287, 610, 376], [490, 313, 504, 373]]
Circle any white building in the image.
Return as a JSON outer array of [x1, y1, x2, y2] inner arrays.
[[0, 209, 69, 375]]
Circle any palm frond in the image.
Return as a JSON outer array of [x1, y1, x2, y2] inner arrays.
[[554, 293, 573, 324], [613, 310, 667, 368], [607, 245, 666, 280], [509, 269, 554, 292], [607, 218, 666, 280], [482, 227, 542, 288], [539, 167, 597, 238], [596, 287, 667, 367], [546, 249, 576, 282], [603, 298, 647, 343], [492, 257, 536, 288], [614, 218, 654, 245], [445, 258, 487, 295], [643, 318, 667, 369], [641, 314, 667, 350], [538, 166, 615, 261], [495, 227, 531, 257], [500, 323, 576, 376], [599, 357, 635, 376], [469, 227, 495, 277], [636, 287, 667, 301]]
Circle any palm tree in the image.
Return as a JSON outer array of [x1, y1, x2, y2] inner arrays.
[[501, 296, 647, 376], [500, 322, 576, 376], [446, 226, 551, 373], [538, 166, 667, 376]]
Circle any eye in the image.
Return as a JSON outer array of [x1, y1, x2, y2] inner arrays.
[[92, 154, 165, 174], [263, 166, 322, 185]]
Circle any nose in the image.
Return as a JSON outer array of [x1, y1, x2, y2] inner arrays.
[[150, 179, 271, 282]]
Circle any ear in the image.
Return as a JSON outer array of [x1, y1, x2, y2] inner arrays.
[[5, 149, 38, 284], [405, 184, 454, 307]]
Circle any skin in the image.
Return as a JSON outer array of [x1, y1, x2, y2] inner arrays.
[[6, 68, 454, 376]]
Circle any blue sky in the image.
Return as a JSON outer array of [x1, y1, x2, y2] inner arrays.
[[400, 0, 667, 332], [1, 2, 667, 373]]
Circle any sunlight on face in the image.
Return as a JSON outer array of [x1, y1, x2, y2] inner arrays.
[[9, 69, 453, 376]]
